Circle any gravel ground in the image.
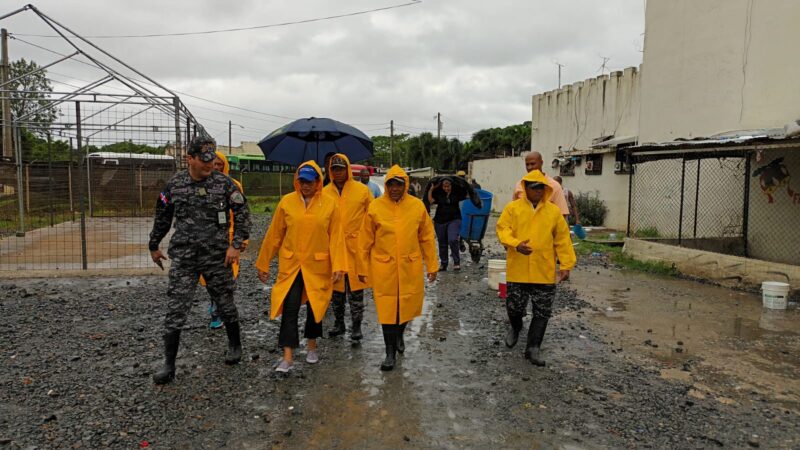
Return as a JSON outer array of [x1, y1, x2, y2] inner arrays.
[[1, 213, 798, 449]]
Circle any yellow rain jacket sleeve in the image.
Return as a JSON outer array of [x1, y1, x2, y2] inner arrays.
[[358, 165, 438, 325], [512, 173, 570, 215], [498, 170, 576, 284], [322, 153, 373, 292], [255, 161, 345, 322]]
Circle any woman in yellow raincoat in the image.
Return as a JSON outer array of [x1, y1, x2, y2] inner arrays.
[[322, 153, 372, 341], [496, 169, 576, 367], [358, 165, 438, 371], [202, 151, 248, 329], [256, 161, 344, 372]]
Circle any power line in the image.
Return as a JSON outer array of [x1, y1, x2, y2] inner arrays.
[[12, 1, 423, 39]]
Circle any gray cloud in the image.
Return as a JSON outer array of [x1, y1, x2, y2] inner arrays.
[[3, 0, 644, 141]]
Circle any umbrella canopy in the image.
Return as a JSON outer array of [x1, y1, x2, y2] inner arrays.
[[257, 117, 374, 167]]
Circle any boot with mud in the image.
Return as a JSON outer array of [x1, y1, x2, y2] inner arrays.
[[380, 325, 397, 371], [328, 292, 347, 337], [153, 330, 180, 385], [524, 318, 549, 367], [505, 316, 523, 348], [350, 320, 363, 342], [224, 321, 242, 365]]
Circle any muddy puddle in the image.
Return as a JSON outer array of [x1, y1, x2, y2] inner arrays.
[[573, 265, 800, 410]]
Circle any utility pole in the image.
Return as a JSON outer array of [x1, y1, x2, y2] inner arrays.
[[389, 120, 394, 166], [598, 56, 611, 75], [436, 113, 442, 169], [1, 28, 12, 159], [555, 62, 565, 89], [228, 120, 232, 155]]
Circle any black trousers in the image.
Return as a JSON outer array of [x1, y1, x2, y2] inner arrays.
[[278, 271, 323, 349], [381, 304, 408, 345]]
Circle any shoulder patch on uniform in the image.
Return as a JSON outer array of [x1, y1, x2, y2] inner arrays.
[[230, 191, 245, 205], [159, 192, 169, 205]]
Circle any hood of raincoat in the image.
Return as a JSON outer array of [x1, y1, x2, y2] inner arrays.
[[324, 153, 353, 184], [214, 151, 231, 175], [383, 165, 410, 196], [520, 170, 554, 206], [294, 160, 324, 195]]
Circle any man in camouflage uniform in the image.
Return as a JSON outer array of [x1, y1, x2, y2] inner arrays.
[[149, 136, 251, 385]]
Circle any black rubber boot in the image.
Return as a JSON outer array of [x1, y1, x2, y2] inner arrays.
[[328, 291, 347, 337], [224, 321, 242, 365], [505, 316, 523, 348], [153, 330, 180, 385], [397, 322, 407, 354], [350, 320, 363, 341], [380, 325, 397, 371], [524, 318, 549, 367]]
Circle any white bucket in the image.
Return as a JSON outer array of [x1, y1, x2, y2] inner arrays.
[[487, 259, 506, 290], [761, 281, 790, 310]]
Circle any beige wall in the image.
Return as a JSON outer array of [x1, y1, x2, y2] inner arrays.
[[530, 67, 640, 229], [471, 156, 526, 213], [639, 0, 800, 143]]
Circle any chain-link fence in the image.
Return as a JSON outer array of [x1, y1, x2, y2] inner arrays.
[[0, 96, 201, 271], [628, 145, 800, 266]]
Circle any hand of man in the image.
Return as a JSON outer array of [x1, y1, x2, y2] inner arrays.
[[558, 270, 570, 283], [224, 246, 241, 267], [332, 271, 345, 283], [516, 240, 533, 255], [257, 269, 269, 284], [150, 250, 167, 270], [358, 275, 368, 284], [427, 272, 437, 283]]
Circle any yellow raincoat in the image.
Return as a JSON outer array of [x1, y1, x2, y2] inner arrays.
[[322, 153, 372, 292], [496, 170, 576, 284], [358, 165, 438, 325], [200, 151, 246, 284], [256, 161, 344, 321]]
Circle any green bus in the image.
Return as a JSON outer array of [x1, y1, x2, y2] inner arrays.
[[227, 154, 294, 173]]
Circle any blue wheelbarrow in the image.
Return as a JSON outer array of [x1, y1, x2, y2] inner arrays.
[[459, 189, 494, 263]]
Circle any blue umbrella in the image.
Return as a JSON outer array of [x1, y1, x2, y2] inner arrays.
[[257, 117, 374, 167]]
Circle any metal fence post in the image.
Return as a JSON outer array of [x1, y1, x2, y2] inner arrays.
[[76, 101, 88, 270], [47, 133, 54, 227], [742, 152, 752, 257], [678, 158, 686, 245], [24, 163, 30, 213], [14, 125, 25, 236], [626, 161, 633, 237], [693, 159, 700, 238]]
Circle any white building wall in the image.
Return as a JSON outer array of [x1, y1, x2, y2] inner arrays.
[[471, 156, 526, 213], [530, 67, 640, 229], [639, 0, 800, 142]]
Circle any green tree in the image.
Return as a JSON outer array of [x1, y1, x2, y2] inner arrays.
[[8, 58, 58, 136]]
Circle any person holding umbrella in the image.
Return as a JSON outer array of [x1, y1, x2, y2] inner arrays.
[[358, 165, 438, 371], [256, 161, 345, 372], [323, 154, 373, 341], [427, 177, 463, 271]]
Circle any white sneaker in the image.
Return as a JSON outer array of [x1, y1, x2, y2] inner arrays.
[[306, 350, 319, 364], [275, 359, 294, 373]]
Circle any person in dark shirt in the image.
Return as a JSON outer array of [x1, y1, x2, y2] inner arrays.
[[427, 177, 462, 270]]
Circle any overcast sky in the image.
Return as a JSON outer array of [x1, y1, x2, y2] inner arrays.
[[2, 0, 645, 143]]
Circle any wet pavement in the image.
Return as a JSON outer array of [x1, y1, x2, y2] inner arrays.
[[1, 213, 799, 449]]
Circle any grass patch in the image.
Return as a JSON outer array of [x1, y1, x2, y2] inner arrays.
[[632, 226, 661, 238], [574, 240, 679, 276], [247, 195, 280, 214]]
